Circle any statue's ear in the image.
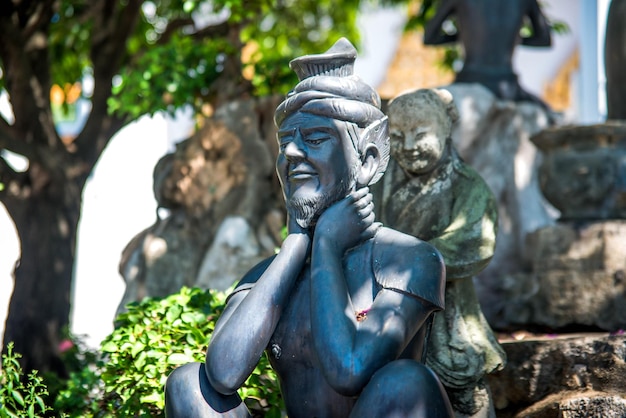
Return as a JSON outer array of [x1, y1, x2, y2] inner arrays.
[[357, 143, 380, 187], [357, 117, 389, 186]]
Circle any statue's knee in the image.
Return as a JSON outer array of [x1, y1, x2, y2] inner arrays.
[[357, 360, 453, 418], [369, 359, 431, 386], [165, 363, 203, 417], [381, 360, 447, 395], [166, 363, 197, 394], [165, 362, 250, 418]]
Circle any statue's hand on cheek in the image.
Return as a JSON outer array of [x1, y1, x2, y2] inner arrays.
[[315, 187, 379, 254], [281, 214, 312, 262], [287, 213, 310, 236]]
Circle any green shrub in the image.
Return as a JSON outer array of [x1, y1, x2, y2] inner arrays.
[[0, 343, 52, 418], [55, 287, 284, 417]]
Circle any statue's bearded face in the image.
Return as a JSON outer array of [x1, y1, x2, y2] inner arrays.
[[276, 112, 360, 228]]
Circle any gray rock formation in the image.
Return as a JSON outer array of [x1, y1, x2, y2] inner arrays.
[[488, 333, 626, 417], [118, 97, 285, 312]]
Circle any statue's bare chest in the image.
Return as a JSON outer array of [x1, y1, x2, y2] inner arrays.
[[269, 265, 315, 367], [269, 247, 377, 370]]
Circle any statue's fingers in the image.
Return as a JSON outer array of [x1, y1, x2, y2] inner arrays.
[[354, 195, 371, 210], [362, 211, 375, 226], [362, 218, 380, 239], [358, 204, 373, 219], [350, 187, 369, 201]]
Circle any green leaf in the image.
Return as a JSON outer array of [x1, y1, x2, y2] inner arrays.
[[35, 395, 45, 412], [166, 353, 194, 365], [165, 305, 182, 323], [134, 351, 148, 370], [139, 391, 163, 404], [11, 389, 25, 406], [180, 311, 202, 324], [131, 341, 146, 357], [101, 341, 119, 353]]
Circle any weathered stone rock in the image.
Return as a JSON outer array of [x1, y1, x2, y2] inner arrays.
[[488, 333, 626, 417], [118, 97, 285, 310], [497, 221, 626, 331], [560, 393, 626, 418], [442, 83, 557, 329], [117, 211, 210, 313], [509, 391, 626, 418], [195, 216, 266, 291]]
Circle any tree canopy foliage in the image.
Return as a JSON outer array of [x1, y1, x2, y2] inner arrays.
[[33, 0, 362, 120]]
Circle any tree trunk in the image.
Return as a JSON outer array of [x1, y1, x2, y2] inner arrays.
[[3, 172, 84, 377]]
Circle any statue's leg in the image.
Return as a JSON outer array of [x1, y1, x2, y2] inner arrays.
[[349, 359, 454, 418], [165, 362, 251, 418]]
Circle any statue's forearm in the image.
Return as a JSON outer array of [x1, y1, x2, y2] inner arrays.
[[205, 233, 310, 394], [521, 0, 551, 46], [310, 236, 373, 395], [423, 0, 458, 45], [310, 237, 355, 345]]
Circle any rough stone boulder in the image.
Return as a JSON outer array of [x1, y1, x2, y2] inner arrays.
[[497, 220, 626, 331], [488, 333, 626, 417], [117, 96, 285, 311]]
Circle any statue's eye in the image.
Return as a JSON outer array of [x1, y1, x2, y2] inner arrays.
[[305, 136, 329, 146], [278, 136, 293, 152], [390, 131, 403, 141], [278, 141, 289, 153]]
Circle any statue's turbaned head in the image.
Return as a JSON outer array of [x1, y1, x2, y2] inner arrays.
[[274, 38, 390, 185]]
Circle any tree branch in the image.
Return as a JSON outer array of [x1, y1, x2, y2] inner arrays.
[[91, 0, 142, 74], [0, 113, 36, 159], [189, 21, 231, 41], [157, 17, 195, 44], [0, 152, 19, 177], [73, 0, 140, 166], [155, 18, 232, 46], [0, 2, 62, 160], [22, 0, 58, 40], [0, 152, 26, 204]]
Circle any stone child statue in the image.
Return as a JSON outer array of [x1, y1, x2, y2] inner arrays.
[[378, 88, 506, 417], [164, 39, 454, 417]]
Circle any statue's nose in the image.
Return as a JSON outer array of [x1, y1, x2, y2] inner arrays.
[[284, 141, 306, 161], [403, 134, 418, 150]]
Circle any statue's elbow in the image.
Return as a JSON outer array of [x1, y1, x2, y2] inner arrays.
[[204, 355, 242, 395]]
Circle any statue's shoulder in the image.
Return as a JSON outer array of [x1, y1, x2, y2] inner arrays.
[[372, 227, 446, 310], [226, 255, 277, 302]]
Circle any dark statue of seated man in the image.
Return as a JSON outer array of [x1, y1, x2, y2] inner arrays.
[[164, 38, 454, 418]]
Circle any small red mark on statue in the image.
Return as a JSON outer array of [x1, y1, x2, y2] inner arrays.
[[356, 309, 370, 322]]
